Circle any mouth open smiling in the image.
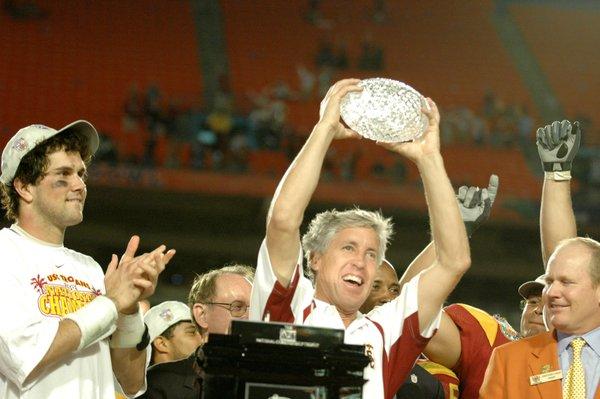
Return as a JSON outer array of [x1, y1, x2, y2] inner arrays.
[[342, 274, 364, 287]]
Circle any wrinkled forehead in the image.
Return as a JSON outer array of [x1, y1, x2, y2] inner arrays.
[[546, 243, 593, 277], [213, 273, 252, 301], [329, 226, 380, 249]]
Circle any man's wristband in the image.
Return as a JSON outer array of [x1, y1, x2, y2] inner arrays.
[[136, 324, 150, 351], [64, 295, 118, 351], [109, 306, 146, 349], [544, 171, 571, 181], [543, 161, 572, 173]]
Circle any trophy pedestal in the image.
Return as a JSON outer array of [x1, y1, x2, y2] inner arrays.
[[197, 320, 369, 399]]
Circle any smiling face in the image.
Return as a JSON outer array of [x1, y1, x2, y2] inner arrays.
[[544, 242, 600, 335], [520, 294, 545, 338], [311, 227, 380, 316], [195, 273, 252, 335], [27, 150, 88, 230], [360, 260, 400, 313]]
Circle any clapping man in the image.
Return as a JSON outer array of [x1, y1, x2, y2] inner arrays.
[[0, 121, 174, 398]]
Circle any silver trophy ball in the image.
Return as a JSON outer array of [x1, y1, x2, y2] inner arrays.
[[340, 78, 429, 143]]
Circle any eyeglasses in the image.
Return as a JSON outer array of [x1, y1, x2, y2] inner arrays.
[[519, 298, 541, 310], [204, 301, 249, 317]]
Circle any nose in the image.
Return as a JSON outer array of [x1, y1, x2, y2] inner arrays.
[[383, 291, 397, 303], [378, 297, 391, 305], [545, 282, 558, 298], [72, 175, 86, 192], [239, 306, 250, 320], [194, 331, 203, 344], [352, 253, 367, 269]]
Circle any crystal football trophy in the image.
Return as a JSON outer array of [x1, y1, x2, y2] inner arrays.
[[340, 78, 429, 143]]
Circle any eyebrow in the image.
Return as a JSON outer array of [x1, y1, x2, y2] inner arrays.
[[50, 165, 87, 174], [342, 239, 377, 252]]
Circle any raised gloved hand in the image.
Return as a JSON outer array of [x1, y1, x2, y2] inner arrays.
[[457, 174, 499, 237], [536, 120, 581, 173]]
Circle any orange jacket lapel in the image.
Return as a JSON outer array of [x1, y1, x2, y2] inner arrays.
[[528, 332, 562, 399]]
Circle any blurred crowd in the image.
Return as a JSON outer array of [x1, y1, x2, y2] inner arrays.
[[104, 81, 600, 195]]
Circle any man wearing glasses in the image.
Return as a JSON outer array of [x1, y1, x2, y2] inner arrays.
[[189, 264, 254, 338], [140, 264, 254, 399]]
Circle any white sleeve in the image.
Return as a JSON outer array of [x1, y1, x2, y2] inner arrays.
[[368, 272, 442, 350], [249, 239, 314, 324], [0, 266, 59, 390]]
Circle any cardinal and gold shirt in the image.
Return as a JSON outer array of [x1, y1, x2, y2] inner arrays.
[[250, 239, 442, 399], [444, 303, 518, 399]]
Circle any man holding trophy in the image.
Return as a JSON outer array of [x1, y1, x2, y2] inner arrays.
[[250, 78, 472, 398]]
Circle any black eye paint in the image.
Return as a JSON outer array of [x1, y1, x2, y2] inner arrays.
[[52, 180, 69, 188]]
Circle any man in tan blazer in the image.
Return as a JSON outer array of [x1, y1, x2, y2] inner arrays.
[[481, 121, 600, 399]]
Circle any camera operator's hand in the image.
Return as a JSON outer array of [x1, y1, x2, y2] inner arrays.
[[536, 120, 581, 172]]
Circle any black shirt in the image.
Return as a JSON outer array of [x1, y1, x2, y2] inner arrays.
[[138, 355, 199, 399]]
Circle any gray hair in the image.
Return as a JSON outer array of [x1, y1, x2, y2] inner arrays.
[[301, 208, 393, 282]]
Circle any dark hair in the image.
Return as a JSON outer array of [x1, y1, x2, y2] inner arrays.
[[149, 320, 189, 365], [1, 132, 92, 222], [159, 321, 181, 340]]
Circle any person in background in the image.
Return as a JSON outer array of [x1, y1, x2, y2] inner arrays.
[[141, 264, 254, 399], [144, 301, 202, 366], [363, 179, 497, 399], [480, 120, 600, 398]]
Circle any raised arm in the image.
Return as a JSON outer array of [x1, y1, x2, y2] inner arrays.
[[400, 177, 498, 369], [398, 176, 498, 287], [536, 120, 580, 265], [397, 241, 436, 288], [380, 99, 471, 332], [266, 79, 362, 287]]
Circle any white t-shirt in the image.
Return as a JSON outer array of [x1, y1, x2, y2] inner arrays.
[[0, 227, 117, 399], [250, 240, 442, 399]]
